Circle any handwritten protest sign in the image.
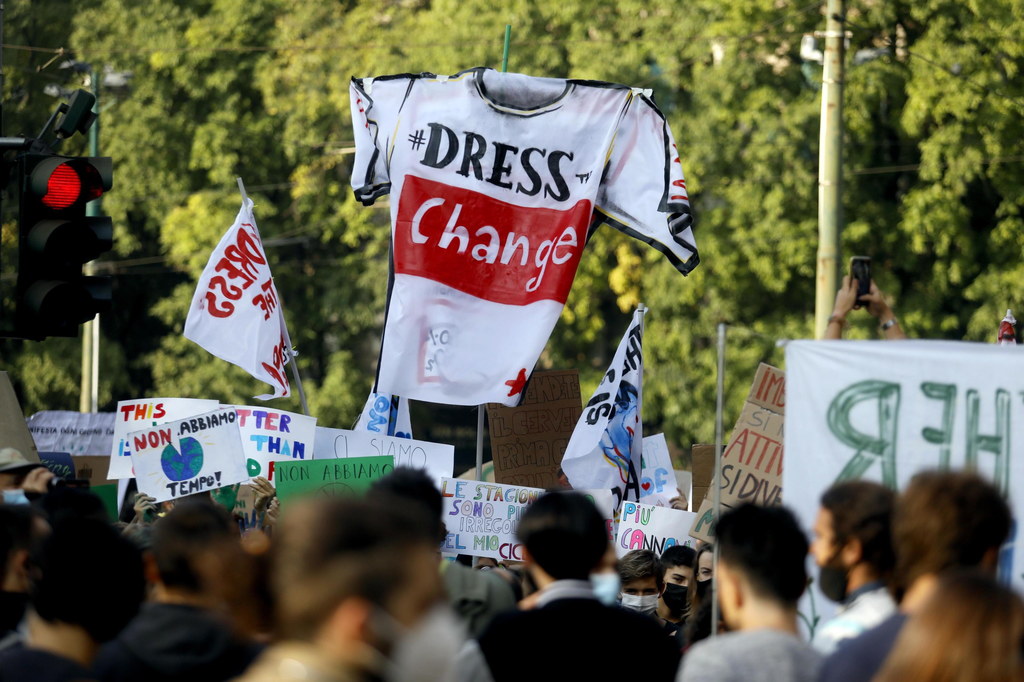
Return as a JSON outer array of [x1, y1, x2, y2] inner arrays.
[[617, 501, 698, 558], [485, 370, 582, 489], [639, 434, 679, 508], [38, 452, 75, 480], [786, 340, 1024, 596], [275, 455, 394, 503], [108, 398, 220, 479], [129, 409, 248, 503], [228, 406, 317, 483], [27, 411, 115, 455], [581, 489, 616, 542], [689, 363, 785, 542], [440, 478, 543, 560], [313, 427, 453, 487], [690, 444, 714, 509]]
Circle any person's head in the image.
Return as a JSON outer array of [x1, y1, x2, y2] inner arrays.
[[658, 545, 696, 620], [272, 496, 443, 659], [618, 549, 661, 616], [150, 501, 238, 603], [0, 504, 42, 594], [875, 570, 1024, 682], [714, 504, 808, 631], [368, 467, 445, 543], [516, 491, 608, 583], [893, 471, 1011, 593], [810, 481, 895, 602], [30, 517, 145, 643], [0, 449, 45, 494]]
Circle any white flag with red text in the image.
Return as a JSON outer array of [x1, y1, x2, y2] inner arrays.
[[184, 198, 291, 399], [560, 309, 644, 510]]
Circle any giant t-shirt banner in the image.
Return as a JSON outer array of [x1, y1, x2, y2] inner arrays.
[[785, 340, 1024, 622], [350, 67, 698, 407]]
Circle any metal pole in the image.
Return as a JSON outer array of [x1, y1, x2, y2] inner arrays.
[[814, 0, 845, 339], [81, 64, 100, 412], [711, 322, 726, 636], [475, 406, 484, 479], [501, 25, 511, 72]]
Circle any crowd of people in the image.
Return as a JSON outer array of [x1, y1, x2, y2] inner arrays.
[[1, 438, 1022, 681]]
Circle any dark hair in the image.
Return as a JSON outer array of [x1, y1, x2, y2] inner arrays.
[[38, 488, 109, 526], [152, 501, 234, 592], [516, 492, 607, 581], [619, 549, 662, 590], [31, 518, 145, 642], [661, 545, 697, 573], [893, 471, 1011, 589], [0, 505, 37, 577], [368, 467, 445, 540], [273, 496, 437, 639], [715, 504, 808, 605], [820, 480, 895, 576]]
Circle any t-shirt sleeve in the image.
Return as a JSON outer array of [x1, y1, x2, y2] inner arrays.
[[596, 93, 699, 275], [349, 76, 407, 205]]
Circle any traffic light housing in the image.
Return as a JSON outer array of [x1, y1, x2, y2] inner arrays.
[[15, 153, 113, 339]]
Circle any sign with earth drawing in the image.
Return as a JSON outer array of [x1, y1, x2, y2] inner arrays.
[[129, 409, 249, 502]]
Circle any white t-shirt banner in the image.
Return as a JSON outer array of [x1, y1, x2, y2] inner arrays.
[[27, 411, 115, 455], [785, 340, 1024, 610], [313, 426, 453, 487], [129, 409, 249, 503], [229, 406, 317, 483], [639, 433, 679, 508], [108, 398, 220, 479], [440, 477, 543, 560], [615, 501, 697, 558]]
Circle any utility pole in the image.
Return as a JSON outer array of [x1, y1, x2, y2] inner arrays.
[[815, 0, 845, 339], [80, 65, 100, 412]]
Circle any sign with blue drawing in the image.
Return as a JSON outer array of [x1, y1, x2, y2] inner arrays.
[[639, 433, 679, 508]]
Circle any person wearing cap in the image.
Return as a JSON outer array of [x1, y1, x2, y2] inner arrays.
[[0, 448, 54, 504]]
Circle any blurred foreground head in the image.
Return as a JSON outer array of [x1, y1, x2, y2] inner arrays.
[[516, 491, 608, 581]]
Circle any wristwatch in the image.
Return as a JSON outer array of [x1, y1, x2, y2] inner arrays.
[[880, 318, 898, 331]]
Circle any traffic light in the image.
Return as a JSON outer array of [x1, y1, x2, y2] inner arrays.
[[15, 153, 113, 339]]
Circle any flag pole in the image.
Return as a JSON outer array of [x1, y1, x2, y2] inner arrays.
[[711, 322, 727, 636], [236, 177, 311, 415]]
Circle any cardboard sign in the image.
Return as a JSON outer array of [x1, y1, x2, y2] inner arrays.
[[440, 477, 543, 560], [485, 369, 582, 489], [785, 340, 1024, 594], [129, 409, 248, 503], [72, 455, 118, 490], [229, 406, 317, 484], [616, 501, 698, 557], [689, 498, 716, 544], [39, 452, 75, 480], [275, 455, 394, 503], [108, 398, 220, 479], [0, 372, 39, 462], [27, 411, 115, 455], [689, 363, 785, 541], [639, 434, 679, 508], [312, 427, 453, 487], [690, 444, 715, 509], [581, 488, 616, 542]]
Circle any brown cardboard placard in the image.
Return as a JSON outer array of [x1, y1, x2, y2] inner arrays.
[[748, 363, 786, 415], [72, 455, 119, 489], [485, 370, 582, 489], [0, 373, 39, 462], [690, 444, 715, 508]]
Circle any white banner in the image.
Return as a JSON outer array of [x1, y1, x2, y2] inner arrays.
[[183, 197, 291, 399], [356, 392, 413, 439], [561, 309, 644, 509], [785, 340, 1024, 604], [639, 433, 679, 508], [27, 411, 114, 455], [313, 426, 453, 488], [229, 405, 317, 484], [615, 501, 697, 558], [439, 477, 543, 560], [129, 409, 249, 503], [108, 398, 220, 479]]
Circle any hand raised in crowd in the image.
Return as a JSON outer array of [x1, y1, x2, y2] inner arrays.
[[249, 476, 276, 513], [263, 497, 280, 529], [669, 489, 688, 511], [132, 493, 158, 524], [21, 466, 55, 494], [826, 276, 906, 340]]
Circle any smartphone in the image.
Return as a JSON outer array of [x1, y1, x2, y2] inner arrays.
[[850, 256, 871, 304]]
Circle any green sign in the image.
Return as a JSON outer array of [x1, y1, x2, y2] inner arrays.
[[275, 456, 394, 503]]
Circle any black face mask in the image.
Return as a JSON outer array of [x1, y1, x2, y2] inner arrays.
[[818, 562, 849, 603], [695, 578, 711, 602], [662, 582, 689, 614]]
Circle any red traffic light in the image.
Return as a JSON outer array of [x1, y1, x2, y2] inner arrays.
[[29, 157, 112, 210]]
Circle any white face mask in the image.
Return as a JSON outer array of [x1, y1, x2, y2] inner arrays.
[[620, 593, 659, 615], [372, 604, 466, 682], [590, 572, 621, 606], [1, 489, 29, 506]]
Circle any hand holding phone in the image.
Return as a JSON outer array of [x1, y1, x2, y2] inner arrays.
[[850, 256, 871, 308]]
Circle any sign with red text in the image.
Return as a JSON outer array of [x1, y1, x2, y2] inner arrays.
[[184, 197, 291, 399], [129, 409, 248, 503], [313, 426, 453, 488], [229, 406, 317, 484], [107, 398, 220, 479], [639, 434, 679, 508], [439, 477, 543, 560], [616, 501, 697, 558]]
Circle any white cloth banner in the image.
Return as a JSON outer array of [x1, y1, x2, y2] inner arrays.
[[785, 340, 1024, 598], [229, 405, 317, 484], [561, 310, 644, 509], [356, 392, 413, 439], [313, 426, 453, 488], [129, 409, 249, 503], [183, 197, 291, 400], [108, 398, 220, 479], [27, 411, 115, 455], [615, 501, 697, 558]]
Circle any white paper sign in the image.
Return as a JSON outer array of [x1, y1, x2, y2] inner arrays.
[[785, 340, 1024, 630], [129, 409, 249, 503], [639, 433, 679, 508], [439, 477, 543, 560], [108, 398, 221, 479], [313, 426, 454, 487], [229, 405, 317, 484], [615, 500, 698, 558], [27, 411, 115, 455]]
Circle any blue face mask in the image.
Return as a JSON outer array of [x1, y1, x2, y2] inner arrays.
[[590, 572, 621, 607], [2, 489, 29, 506]]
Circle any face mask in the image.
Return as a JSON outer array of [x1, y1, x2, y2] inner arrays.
[[818, 554, 849, 603], [1, 490, 29, 506], [371, 604, 465, 682], [620, 593, 659, 616], [590, 572, 621, 607], [695, 578, 711, 602], [662, 582, 689, 614]]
